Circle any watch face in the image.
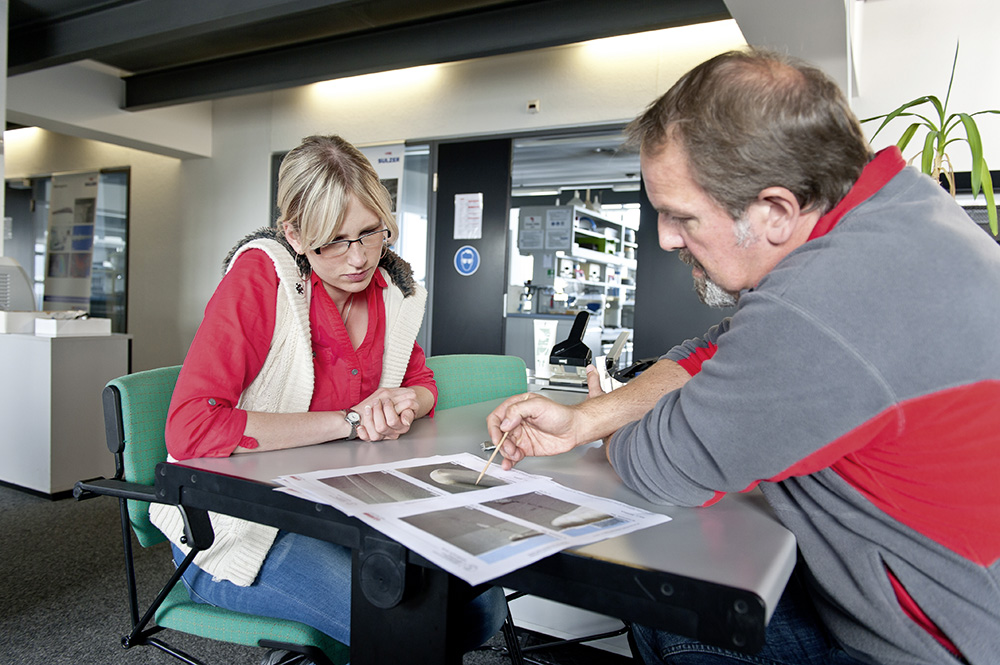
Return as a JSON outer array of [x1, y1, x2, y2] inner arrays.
[[347, 410, 361, 425]]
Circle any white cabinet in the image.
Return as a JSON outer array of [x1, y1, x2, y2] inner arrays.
[[0, 333, 130, 495]]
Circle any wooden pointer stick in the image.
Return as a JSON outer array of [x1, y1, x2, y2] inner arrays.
[[476, 431, 509, 485]]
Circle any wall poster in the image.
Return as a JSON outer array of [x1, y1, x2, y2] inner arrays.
[[453, 192, 483, 239], [43, 172, 99, 312], [359, 144, 404, 215]]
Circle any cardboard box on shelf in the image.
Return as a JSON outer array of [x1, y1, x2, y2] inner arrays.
[[34, 317, 112, 337]]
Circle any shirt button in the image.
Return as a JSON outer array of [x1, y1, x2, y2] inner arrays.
[[351, 369, 359, 375], [208, 398, 217, 406]]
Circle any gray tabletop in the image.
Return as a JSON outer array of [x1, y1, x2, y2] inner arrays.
[[173, 389, 796, 622]]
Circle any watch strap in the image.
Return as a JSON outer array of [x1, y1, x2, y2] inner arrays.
[[345, 409, 360, 440]]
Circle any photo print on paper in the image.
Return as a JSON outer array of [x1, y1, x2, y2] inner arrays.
[[397, 461, 508, 493], [401, 505, 547, 557], [319, 471, 437, 505], [483, 492, 619, 533]]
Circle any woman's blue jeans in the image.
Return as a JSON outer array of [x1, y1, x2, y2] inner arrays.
[[632, 570, 872, 665], [172, 529, 507, 650]]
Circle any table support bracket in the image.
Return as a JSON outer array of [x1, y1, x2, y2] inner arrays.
[[358, 534, 408, 609]]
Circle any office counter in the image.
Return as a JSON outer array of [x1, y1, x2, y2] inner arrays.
[[0, 333, 130, 495], [157, 391, 796, 663]]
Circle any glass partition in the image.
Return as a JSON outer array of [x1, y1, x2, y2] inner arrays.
[[2, 168, 129, 332]]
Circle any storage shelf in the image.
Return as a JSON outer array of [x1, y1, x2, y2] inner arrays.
[[517, 204, 639, 326], [570, 246, 625, 266]]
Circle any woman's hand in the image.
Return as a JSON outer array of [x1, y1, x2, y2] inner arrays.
[[354, 387, 420, 441]]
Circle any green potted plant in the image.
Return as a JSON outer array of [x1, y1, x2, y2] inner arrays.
[[863, 43, 999, 235]]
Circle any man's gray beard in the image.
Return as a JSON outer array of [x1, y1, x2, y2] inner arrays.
[[697, 275, 739, 308], [678, 215, 754, 308], [678, 252, 741, 309]]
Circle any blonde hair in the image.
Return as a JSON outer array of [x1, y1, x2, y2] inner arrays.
[[276, 135, 398, 251]]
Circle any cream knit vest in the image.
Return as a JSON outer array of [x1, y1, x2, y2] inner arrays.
[[150, 238, 426, 586]]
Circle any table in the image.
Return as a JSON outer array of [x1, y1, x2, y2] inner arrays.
[[154, 390, 796, 664]]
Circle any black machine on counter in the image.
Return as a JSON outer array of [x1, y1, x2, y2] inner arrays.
[[548, 311, 593, 387]]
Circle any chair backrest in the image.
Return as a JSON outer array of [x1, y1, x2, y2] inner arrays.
[[425, 354, 528, 411], [104, 365, 183, 547]]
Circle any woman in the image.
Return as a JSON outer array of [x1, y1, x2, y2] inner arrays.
[[150, 135, 505, 652]]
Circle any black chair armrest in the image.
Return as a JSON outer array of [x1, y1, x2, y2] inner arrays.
[[74, 477, 159, 503]]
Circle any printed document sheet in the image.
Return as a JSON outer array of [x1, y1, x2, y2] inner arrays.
[[274, 453, 671, 585]]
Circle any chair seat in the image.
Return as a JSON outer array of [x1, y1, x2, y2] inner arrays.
[[156, 584, 349, 661]]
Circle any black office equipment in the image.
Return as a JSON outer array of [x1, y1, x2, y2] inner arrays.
[[548, 311, 593, 386]]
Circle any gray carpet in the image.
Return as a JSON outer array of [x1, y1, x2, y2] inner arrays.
[[0, 484, 628, 665]]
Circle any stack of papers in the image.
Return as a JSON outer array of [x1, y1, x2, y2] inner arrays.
[[275, 452, 671, 586]]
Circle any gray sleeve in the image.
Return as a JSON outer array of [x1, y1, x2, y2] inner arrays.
[[661, 318, 732, 363], [609, 290, 898, 506]]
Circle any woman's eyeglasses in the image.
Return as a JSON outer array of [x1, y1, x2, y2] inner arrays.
[[313, 228, 389, 257]]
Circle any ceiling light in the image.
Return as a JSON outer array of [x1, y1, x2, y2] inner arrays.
[[513, 189, 561, 197]]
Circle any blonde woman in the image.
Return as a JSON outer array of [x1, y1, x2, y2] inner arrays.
[[152, 135, 505, 653]]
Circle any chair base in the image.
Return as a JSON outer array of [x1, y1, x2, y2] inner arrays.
[[491, 619, 635, 664]]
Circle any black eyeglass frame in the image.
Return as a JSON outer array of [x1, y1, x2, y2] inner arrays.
[[313, 228, 390, 256]]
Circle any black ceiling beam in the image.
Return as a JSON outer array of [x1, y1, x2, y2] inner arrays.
[[122, 0, 729, 111], [7, 0, 358, 76]]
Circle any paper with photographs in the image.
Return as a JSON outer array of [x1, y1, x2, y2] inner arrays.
[[274, 453, 671, 585], [274, 453, 548, 516]]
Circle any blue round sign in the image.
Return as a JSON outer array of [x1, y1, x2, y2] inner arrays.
[[453, 245, 481, 276]]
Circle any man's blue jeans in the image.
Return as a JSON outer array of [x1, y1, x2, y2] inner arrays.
[[173, 529, 507, 650], [633, 570, 872, 665]]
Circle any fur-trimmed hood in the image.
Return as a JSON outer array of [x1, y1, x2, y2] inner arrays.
[[223, 226, 418, 298]]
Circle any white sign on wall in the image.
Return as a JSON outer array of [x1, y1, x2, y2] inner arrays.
[[359, 144, 404, 214], [43, 172, 99, 312], [453, 193, 483, 240]]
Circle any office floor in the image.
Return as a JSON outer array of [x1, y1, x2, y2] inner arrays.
[[0, 483, 632, 665]]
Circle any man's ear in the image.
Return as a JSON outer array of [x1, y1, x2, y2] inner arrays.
[[283, 221, 305, 255], [754, 187, 804, 246]]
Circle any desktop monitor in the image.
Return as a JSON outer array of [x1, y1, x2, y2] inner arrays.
[[0, 257, 37, 311]]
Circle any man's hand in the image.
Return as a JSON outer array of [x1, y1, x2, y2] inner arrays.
[[585, 363, 606, 398], [486, 392, 586, 469], [486, 359, 693, 468]]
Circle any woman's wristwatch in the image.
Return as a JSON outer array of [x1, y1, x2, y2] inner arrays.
[[345, 409, 361, 440]]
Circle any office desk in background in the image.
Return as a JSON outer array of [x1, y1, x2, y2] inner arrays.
[[155, 390, 796, 665]]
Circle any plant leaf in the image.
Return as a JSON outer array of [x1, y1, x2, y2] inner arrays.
[[926, 96, 945, 124], [907, 111, 939, 130], [896, 123, 922, 152], [921, 130, 936, 175], [944, 42, 959, 114], [957, 113, 984, 195], [981, 159, 997, 235], [863, 96, 939, 139]]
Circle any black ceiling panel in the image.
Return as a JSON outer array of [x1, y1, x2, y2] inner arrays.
[[8, 0, 729, 109]]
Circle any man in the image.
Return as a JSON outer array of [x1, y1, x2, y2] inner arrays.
[[488, 49, 1000, 665]]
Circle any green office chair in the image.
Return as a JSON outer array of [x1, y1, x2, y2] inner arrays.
[[426, 353, 632, 664], [74, 366, 349, 665], [425, 353, 528, 411]]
